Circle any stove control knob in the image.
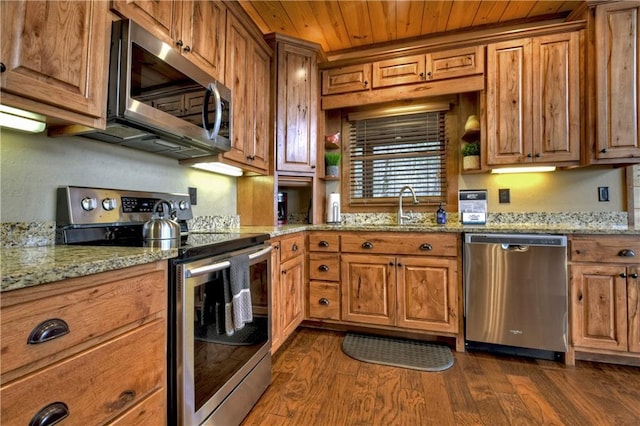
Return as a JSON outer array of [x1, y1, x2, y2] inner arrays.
[[102, 198, 117, 211], [81, 197, 97, 211], [179, 200, 189, 210]]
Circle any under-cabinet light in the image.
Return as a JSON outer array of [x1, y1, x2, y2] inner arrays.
[[191, 162, 243, 177], [0, 105, 46, 133], [491, 166, 556, 174]]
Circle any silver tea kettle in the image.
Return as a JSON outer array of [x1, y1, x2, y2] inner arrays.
[[143, 200, 181, 249]]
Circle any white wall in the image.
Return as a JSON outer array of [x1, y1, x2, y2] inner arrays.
[[0, 129, 237, 222], [459, 166, 626, 212]]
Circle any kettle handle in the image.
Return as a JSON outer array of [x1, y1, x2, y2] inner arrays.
[[153, 199, 175, 219]]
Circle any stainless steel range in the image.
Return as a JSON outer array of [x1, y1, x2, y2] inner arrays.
[[56, 186, 272, 425]]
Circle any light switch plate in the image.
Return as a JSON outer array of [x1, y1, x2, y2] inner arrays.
[[188, 187, 197, 205], [499, 188, 510, 203]]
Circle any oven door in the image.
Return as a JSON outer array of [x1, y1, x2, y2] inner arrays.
[[175, 243, 272, 425]]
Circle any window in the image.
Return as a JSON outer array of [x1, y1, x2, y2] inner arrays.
[[346, 109, 450, 208]]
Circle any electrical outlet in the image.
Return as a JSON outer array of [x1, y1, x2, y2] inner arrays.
[[499, 188, 510, 203], [188, 187, 197, 205], [598, 186, 609, 202]]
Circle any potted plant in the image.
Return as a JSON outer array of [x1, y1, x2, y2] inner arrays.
[[461, 142, 480, 170], [325, 151, 341, 177]]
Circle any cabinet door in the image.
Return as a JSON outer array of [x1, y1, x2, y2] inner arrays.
[[247, 43, 270, 172], [1, 1, 109, 119], [269, 242, 283, 354], [111, 0, 177, 45], [341, 254, 395, 326], [180, 0, 226, 80], [396, 256, 458, 333], [279, 254, 305, 340], [571, 264, 628, 351], [594, 2, 640, 161], [629, 267, 640, 353], [223, 15, 250, 165], [372, 55, 426, 88], [532, 32, 581, 163], [276, 43, 318, 173], [425, 46, 484, 81], [321, 64, 371, 95], [486, 38, 532, 165]]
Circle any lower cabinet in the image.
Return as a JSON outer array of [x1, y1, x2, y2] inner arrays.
[[0, 261, 167, 425], [270, 233, 305, 353], [570, 235, 640, 360]]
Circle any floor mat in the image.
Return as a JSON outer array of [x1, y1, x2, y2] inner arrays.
[[342, 333, 454, 372]]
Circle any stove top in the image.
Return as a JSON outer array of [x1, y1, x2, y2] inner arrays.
[[56, 186, 270, 259]]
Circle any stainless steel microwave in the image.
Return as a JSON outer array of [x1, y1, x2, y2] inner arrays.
[[83, 20, 232, 160]]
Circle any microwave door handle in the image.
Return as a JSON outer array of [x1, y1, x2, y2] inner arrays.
[[203, 82, 222, 140], [185, 246, 272, 278]]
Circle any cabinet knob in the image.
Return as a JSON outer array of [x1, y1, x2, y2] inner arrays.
[[618, 249, 636, 257], [183, 45, 191, 53], [362, 241, 374, 249], [630, 273, 639, 279], [27, 319, 69, 344], [527, 153, 533, 158], [420, 243, 433, 251], [319, 298, 330, 306], [0, 62, 5, 73], [363, 80, 369, 87], [29, 402, 69, 426], [319, 240, 329, 248], [176, 39, 184, 47], [600, 148, 608, 153], [535, 153, 541, 158], [621, 272, 628, 278], [319, 264, 330, 272], [292, 243, 298, 252], [426, 71, 433, 79], [311, 165, 316, 169]]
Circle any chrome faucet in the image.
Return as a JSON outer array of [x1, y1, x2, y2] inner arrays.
[[397, 185, 419, 225]]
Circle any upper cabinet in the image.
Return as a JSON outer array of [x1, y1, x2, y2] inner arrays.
[[111, 0, 226, 81], [486, 31, 581, 166], [321, 63, 371, 95], [586, 1, 640, 164], [268, 34, 320, 174], [0, 0, 110, 128], [223, 12, 271, 174]]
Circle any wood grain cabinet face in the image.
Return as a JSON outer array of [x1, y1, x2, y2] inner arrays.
[[372, 55, 426, 88], [486, 32, 580, 166], [307, 232, 341, 321], [0, 0, 109, 124], [111, 0, 226, 80], [570, 235, 640, 355], [321, 63, 371, 95], [592, 2, 640, 162], [426, 46, 484, 81]]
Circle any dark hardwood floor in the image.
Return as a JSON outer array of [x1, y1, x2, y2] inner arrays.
[[242, 328, 640, 426]]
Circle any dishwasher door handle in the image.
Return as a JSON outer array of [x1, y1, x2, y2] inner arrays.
[[501, 244, 529, 252]]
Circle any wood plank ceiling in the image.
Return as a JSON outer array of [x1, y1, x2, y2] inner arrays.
[[238, 0, 583, 56]]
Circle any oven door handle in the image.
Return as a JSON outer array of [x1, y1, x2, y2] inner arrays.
[[185, 245, 273, 278]]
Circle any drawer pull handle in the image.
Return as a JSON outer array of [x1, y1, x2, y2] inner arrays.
[[618, 249, 636, 257], [319, 264, 330, 272], [29, 401, 69, 426], [420, 243, 433, 251], [319, 298, 330, 306], [28, 319, 69, 345], [292, 243, 298, 252], [319, 240, 329, 248], [362, 242, 374, 249]]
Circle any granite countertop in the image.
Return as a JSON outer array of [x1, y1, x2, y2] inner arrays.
[[2, 214, 638, 293]]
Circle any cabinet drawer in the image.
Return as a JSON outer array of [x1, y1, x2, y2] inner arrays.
[[341, 232, 458, 257], [0, 267, 166, 377], [308, 282, 340, 320], [309, 254, 340, 281], [426, 45, 484, 80], [372, 54, 426, 88], [0, 319, 165, 426], [570, 235, 640, 264], [308, 232, 340, 252], [279, 234, 305, 263], [321, 63, 371, 95]]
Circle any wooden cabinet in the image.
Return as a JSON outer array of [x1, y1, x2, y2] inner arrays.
[[321, 63, 371, 95], [570, 235, 640, 359], [112, 0, 226, 80], [486, 32, 581, 166], [372, 46, 483, 88], [0, 262, 167, 425], [223, 13, 271, 173], [340, 232, 460, 340], [0, 0, 110, 128], [268, 34, 319, 174], [307, 232, 341, 321], [270, 233, 305, 353], [587, 1, 640, 164]]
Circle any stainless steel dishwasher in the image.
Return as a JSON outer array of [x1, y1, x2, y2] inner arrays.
[[464, 233, 568, 356]]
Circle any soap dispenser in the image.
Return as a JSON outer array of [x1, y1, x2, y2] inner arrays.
[[436, 203, 447, 225]]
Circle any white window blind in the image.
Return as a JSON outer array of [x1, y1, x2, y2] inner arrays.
[[348, 111, 447, 205]]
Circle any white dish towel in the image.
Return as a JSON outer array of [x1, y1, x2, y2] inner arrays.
[[229, 253, 252, 333]]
